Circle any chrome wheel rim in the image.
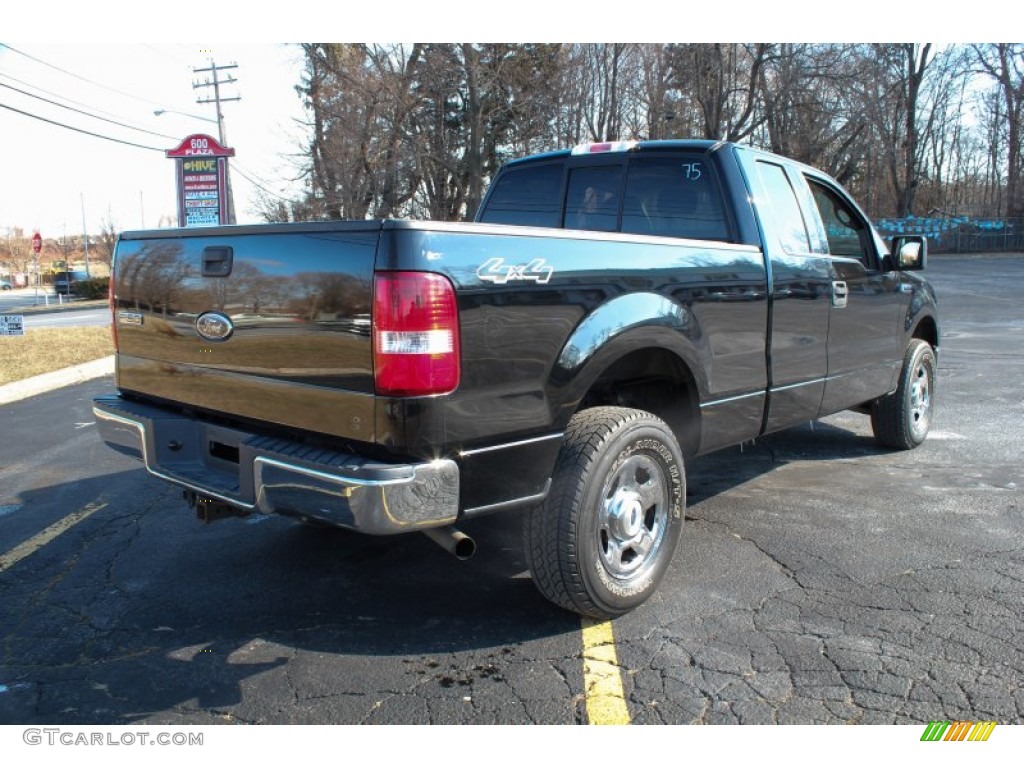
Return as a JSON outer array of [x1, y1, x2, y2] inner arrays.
[[909, 358, 932, 440], [598, 453, 669, 581]]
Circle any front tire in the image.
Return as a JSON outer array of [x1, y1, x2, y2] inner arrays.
[[524, 407, 685, 619], [872, 339, 936, 449]]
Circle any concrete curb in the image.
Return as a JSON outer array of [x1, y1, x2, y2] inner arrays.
[[0, 356, 114, 406]]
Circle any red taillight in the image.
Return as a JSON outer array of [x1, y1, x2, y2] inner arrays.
[[108, 273, 117, 348], [373, 271, 460, 397]]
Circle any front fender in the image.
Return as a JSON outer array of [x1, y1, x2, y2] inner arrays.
[[902, 273, 940, 352]]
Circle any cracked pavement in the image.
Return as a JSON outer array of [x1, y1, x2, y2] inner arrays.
[[1, 256, 1022, 725], [621, 257, 1024, 724]]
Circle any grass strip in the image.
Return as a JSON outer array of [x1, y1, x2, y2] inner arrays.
[[0, 326, 114, 385]]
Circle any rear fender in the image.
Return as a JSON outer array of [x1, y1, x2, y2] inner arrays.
[[548, 292, 706, 428]]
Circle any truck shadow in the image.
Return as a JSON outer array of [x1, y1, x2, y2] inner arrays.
[[687, 417, 887, 506]]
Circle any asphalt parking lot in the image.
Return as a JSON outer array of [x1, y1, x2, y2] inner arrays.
[[0, 255, 1021, 727]]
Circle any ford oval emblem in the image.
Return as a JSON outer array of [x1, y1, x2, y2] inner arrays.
[[195, 311, 234, 342]]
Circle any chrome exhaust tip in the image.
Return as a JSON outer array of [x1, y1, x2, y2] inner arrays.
[[422, 526, 476, 560]]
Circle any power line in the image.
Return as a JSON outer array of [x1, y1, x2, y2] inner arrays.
[[0, 43, 170, 108], [234, 158, 307, 198], [0, 102, 164, 152], [0, 44, 208, 144], [232, 164, 298, 202], [0, 68, 167, 131], [0, 80, 178, 140]]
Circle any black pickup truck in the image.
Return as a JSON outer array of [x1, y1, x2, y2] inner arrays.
[[93, 139, 938, 619]]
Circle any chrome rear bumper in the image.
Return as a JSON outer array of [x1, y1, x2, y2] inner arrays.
[[92, 396, 459, 534]]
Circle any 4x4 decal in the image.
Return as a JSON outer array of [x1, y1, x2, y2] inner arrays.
[[477, 258, 554, 285]]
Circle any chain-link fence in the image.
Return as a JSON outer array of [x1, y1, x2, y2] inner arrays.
[[874, 216, 1024, 254]]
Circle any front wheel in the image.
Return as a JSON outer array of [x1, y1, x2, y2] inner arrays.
[[524, 407, 685, 619], [871, 339, 936, 449]]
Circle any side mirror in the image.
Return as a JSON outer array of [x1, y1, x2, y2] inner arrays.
[[891, 235, 927, 270]]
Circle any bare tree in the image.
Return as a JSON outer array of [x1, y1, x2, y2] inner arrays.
[[2, 228, 33, 279], [634, 44, 675, 140], [276, 42, 1014, 225], [914, 46, 974, 215], [972, 44, 1024, 216], [756, 44, 871, 186], [296, 43, 424, 220], [667, 43, 772, 142], [859, 44, 934, 217], [95, 215, 119, 272]]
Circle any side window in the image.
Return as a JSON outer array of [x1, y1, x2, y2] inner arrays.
[[478, 163, 563, 228], [564, 166, 622, 232], [755, 161, 812, 254], [621, 155, 730, 241], [807, 179, 875, 268]]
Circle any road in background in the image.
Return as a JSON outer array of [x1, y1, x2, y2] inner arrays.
[[0, 288, 58, 314], [21, 309, 110, 329], [1, 287, 109, 329]]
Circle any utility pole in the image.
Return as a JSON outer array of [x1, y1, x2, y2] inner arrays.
[[81, 192, 90, 278], [193, 59, 240, 224]]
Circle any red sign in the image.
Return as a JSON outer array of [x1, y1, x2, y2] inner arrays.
[[165, 134, 234, 159], [31, 232, 42, 253]]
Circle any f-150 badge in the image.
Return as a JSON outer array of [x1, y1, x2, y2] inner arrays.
[[477, 258, 553, 285]]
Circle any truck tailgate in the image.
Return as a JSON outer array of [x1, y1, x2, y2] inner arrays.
[[111, 223, 382, 443]]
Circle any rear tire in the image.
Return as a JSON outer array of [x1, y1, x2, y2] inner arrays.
[[871, 339, 935, 449], [524, 407, 685, 619]]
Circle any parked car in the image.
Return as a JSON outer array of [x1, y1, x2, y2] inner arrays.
[[0, 279, 12, 290], [53, 270, 89, 295]]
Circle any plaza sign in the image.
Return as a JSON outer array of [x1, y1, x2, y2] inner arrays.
[[165, 134, 235, 228]]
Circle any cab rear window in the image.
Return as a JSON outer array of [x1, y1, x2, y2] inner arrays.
[[621, 156, 729, 241], [563, 166, 621, 232], [478, 163, 563, 228], [479, 152, 730, 242]]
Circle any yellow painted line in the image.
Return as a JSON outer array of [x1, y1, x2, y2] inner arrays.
[[0, 502, 107, 572], [581, 617, 631, 725]]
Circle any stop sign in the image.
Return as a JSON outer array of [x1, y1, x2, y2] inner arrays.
[[31, 232, 42, 253]]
